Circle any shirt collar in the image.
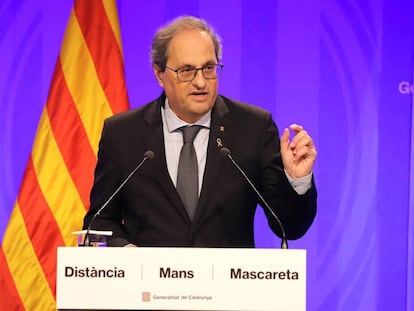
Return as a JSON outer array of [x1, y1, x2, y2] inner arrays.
[[162, 98, 211, 133]]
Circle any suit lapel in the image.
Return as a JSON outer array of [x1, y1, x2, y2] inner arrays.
[[193, 96, 231, 224], [144, 95, 191, 223]]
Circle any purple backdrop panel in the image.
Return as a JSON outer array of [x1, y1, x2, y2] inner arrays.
[[0, 1, 413, 310]]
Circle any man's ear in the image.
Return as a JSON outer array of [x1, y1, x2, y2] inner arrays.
[[153, 64, 164, 87]]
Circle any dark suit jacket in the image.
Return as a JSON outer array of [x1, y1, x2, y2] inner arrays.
[[83, 94, 317, 247]]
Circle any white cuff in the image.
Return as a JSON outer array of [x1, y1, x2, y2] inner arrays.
[[284, 169, 312, 195]]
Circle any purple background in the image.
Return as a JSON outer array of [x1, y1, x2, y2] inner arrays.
[[1, 0, 413, 310]]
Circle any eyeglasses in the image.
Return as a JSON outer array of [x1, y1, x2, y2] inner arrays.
[[165, 63, 223, 82]]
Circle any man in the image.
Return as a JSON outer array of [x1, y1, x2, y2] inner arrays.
[[83, 16, 317, 247]]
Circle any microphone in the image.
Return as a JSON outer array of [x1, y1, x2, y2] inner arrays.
[[82, 150, 155, 246], [220, 147, 288, 249]]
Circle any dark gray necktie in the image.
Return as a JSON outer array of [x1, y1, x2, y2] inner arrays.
[[176, 125, 201, 220]]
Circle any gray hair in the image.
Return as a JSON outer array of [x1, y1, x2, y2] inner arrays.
[[151, 16, 222, 71]]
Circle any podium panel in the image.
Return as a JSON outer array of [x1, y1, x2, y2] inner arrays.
[[57, 247, 306, 310]]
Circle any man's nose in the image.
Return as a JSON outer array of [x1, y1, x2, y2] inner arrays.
[[191, 69, 207, 86]]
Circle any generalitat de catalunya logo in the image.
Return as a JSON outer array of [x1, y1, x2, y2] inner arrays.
[[142, 292, 151, 302]]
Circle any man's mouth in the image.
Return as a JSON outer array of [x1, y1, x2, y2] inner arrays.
[[190, 91, 208, 96]]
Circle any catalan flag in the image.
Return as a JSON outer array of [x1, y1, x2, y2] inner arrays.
[[0, 0, 129, 310]]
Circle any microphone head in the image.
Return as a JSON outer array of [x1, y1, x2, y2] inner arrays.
[[144, 150, 155, 160], [220, 147, 231, 157]]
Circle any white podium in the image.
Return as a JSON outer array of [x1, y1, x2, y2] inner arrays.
[[56, 247, 306, 311]]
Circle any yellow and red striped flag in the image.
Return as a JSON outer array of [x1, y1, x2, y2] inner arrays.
[[0, 0, 129, 309]]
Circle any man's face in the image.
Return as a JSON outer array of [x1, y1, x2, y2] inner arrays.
[[154, 29, 219, 123]]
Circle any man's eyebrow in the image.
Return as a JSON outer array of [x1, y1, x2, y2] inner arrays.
[[179, 60, 217, 68], [204, 60, 217, 65]]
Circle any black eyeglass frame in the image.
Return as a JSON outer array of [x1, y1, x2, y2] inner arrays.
[[165, 63, 224, 82]]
